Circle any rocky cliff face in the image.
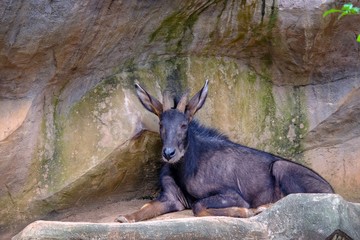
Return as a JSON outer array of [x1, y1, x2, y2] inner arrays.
[[1, 0, 359, 236]]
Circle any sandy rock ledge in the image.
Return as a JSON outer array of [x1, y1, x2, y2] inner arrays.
[[13, 194, 360, 240]]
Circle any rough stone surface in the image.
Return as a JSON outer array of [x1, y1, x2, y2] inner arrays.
[[1, 0, 360, 238], [257, 194, 360, 240], [12, 194, 360, 240], [13, 219, 265, 240]]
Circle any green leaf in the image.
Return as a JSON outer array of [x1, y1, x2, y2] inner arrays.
[[357, 34, 360, 43], [350, 7, 360, 14], [323, 9, 342, 17], [342, 3, 353, 11], [338, 11, 349, 19]]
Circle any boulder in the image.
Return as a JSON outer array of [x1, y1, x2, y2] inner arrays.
[[12, 194, 360, 240], [257, 194, 360, 240]]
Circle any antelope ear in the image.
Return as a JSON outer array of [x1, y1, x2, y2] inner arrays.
[[135, 83, 163, 117], [186, 80, 209, 119]]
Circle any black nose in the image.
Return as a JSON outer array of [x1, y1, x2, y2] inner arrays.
[[163, 148, 176, 160]]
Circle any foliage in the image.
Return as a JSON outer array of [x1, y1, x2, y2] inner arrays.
[[323, 3, 360, 18], [323, 3, 360, 42]]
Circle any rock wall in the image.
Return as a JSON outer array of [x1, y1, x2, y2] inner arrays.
[[0, 0, 359, 236]]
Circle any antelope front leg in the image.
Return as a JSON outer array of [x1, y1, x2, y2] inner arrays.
[[115, 200, 183, 223]]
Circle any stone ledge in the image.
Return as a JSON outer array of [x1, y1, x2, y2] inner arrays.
[[13, 194, 360, 240]]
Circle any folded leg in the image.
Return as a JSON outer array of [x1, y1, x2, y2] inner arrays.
[[192, 192, 272, 218], [116, 166, 188, 223]]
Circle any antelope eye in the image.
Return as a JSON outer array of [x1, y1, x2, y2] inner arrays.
[[180, 123, 188, 130]]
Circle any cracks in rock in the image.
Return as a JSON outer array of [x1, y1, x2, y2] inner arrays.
[[342, 156, 346, 189], [149, 0, 217, 50], [61, 1, 107, 73], [112, 169, 128, 193], [94, 115, 108, 126], [5, 184, 16, 206], [271, 73, 360, 88], [2, 0, 25, 47], [186, 1, 216, 33], [210, 0, 228, 41], [261, 0, 266, 23], [42, 49, 59, 87], [107, 0, 116, 11], [52, 48, 58, 69]]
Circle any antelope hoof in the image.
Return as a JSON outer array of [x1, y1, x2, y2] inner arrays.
[[254, 203, 273, 215], [115, 215, 130, 223]]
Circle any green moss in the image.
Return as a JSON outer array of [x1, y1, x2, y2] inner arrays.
[[32, 113, 54, 191], [52, 96, 104, 189], [150, 11, 191, 44], [246, 71, 257, 84], [149, 1, 216, 53], [176, 56, 308, 162], [265, 87, 309, 163], [130, 57, 189, 95]]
